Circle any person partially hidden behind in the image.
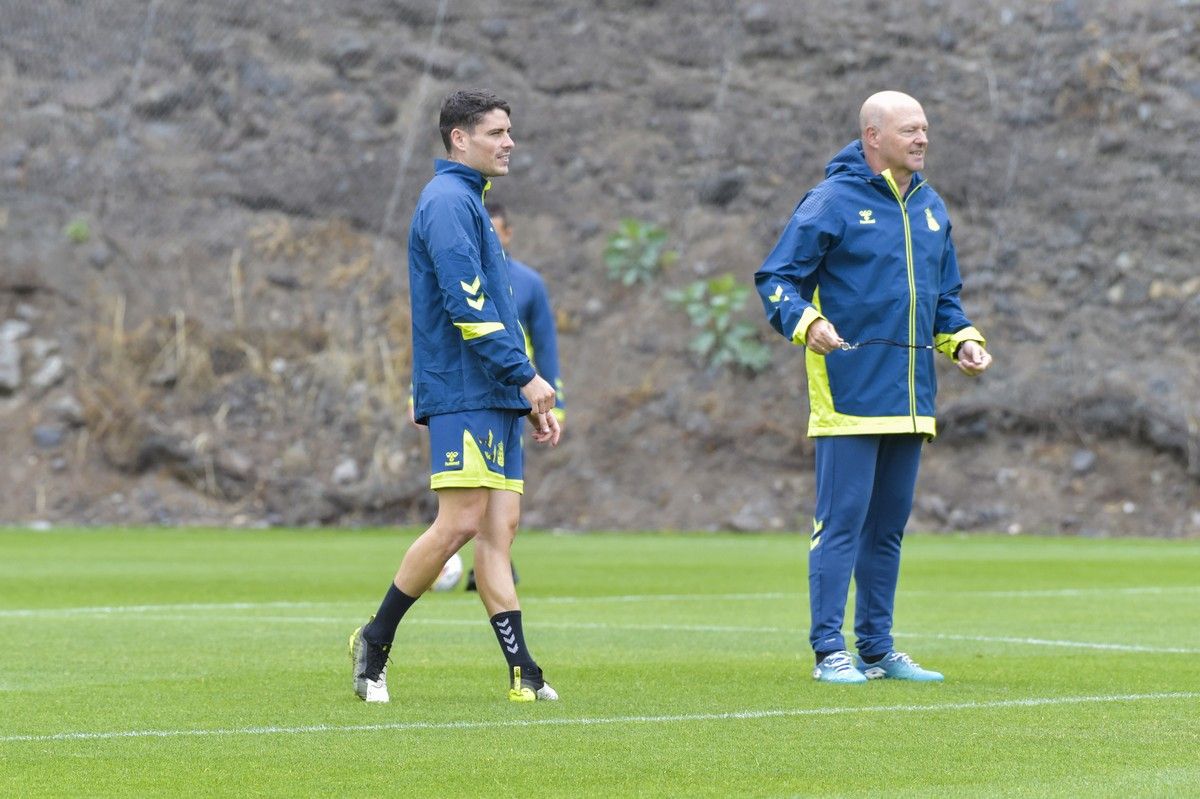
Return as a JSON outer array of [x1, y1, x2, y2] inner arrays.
[[460, 200, 566, 592], [350, 89, 561, 703], [755, 91, 992, 684]]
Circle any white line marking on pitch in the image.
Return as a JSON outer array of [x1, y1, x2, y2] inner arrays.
[[0, 601, 348, 618], [1, 692, 1195, 745], [909, 586, 1200, 598], [534, 592, 795, 604], [82, 615, 793, 635], [899, 632, 1200, 654], [4, 586, 1197, 619], [5, 608, 1196, 654], [0, 594, 788, 619]]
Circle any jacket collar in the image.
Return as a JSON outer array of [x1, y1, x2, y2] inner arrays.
[[826, 140, 924, 194], [435, 159, 490, 200]]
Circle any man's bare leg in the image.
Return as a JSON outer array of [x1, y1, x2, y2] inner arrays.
[[393, 487, 489, 595], [474, 489, 521, 615]]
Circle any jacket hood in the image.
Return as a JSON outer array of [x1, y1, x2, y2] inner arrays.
[[825, 140, 924, 188]]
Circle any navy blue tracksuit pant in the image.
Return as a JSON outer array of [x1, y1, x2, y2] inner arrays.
[[809, 434, 924, 658]]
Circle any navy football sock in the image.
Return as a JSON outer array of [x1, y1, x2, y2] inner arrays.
[[490, 610, 536, 670], [363, 584, 418, 645]]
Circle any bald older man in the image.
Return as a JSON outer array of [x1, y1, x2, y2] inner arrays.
[[755, 91, 992, 684]]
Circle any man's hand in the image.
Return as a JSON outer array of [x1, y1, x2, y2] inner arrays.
[[528, 410, 561, 447], [805, 319, 845, 356], [521, 374, 557, 415], [955, 340, 992, 376]]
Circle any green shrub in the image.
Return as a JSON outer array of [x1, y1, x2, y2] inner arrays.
[[666, 273, 772, 372], [65, 216, 91, 244], [603, 218, 677, 286]]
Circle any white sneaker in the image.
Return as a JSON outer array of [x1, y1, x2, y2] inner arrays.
[[349, 621, 391, 703], [357, 674, 389, 703]]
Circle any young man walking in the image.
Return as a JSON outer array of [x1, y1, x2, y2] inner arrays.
[[350, 89, 560, 703]]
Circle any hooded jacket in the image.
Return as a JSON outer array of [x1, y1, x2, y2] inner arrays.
[[755, 140, 985, 438], [408, 160, 536, 423]]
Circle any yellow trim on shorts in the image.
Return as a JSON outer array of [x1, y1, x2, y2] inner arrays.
[[430, 476, 523, 494]]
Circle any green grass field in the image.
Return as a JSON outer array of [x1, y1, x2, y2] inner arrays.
[[2, 528, 1198, 798]]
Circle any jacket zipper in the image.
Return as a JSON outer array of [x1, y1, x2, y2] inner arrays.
[[882, 173, 926, 433]]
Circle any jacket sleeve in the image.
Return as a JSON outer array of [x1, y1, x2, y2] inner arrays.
[[754, 185, 841, 345], [420, 196, 537, 387], [933, 222, 986, 359], [524, 272, 565, 414]]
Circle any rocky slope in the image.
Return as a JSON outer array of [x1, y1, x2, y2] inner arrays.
[[2, 0, 1198, 536]]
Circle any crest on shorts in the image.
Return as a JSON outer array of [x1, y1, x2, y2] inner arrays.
[[444, 451, 460, 467]]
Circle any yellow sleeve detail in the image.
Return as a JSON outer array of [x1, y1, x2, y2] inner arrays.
[[790, 307, 824, 346], [454, 321, 506, 340], [935, 326, 986, 360]]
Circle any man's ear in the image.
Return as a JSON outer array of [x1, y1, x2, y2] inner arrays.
[[449, 127, 468, 153]]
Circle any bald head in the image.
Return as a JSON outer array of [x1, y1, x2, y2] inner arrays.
[[858, 91, 929, 191], [859, 91, 924, 138]]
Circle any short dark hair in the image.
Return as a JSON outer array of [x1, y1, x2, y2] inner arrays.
[[439, 89, 511, 152], [486, 201, 507, 222]]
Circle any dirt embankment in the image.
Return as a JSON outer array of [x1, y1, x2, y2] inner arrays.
[[1, 0, 1197, 536]]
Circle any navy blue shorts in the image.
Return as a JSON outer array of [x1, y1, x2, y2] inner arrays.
[[427, 409, 525, 493]]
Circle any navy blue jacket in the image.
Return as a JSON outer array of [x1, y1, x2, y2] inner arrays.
[[408, 160, 536, 423], [755, 141, 985, 438]]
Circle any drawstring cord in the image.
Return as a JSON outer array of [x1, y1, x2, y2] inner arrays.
[[838, 339, 935, 351]]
